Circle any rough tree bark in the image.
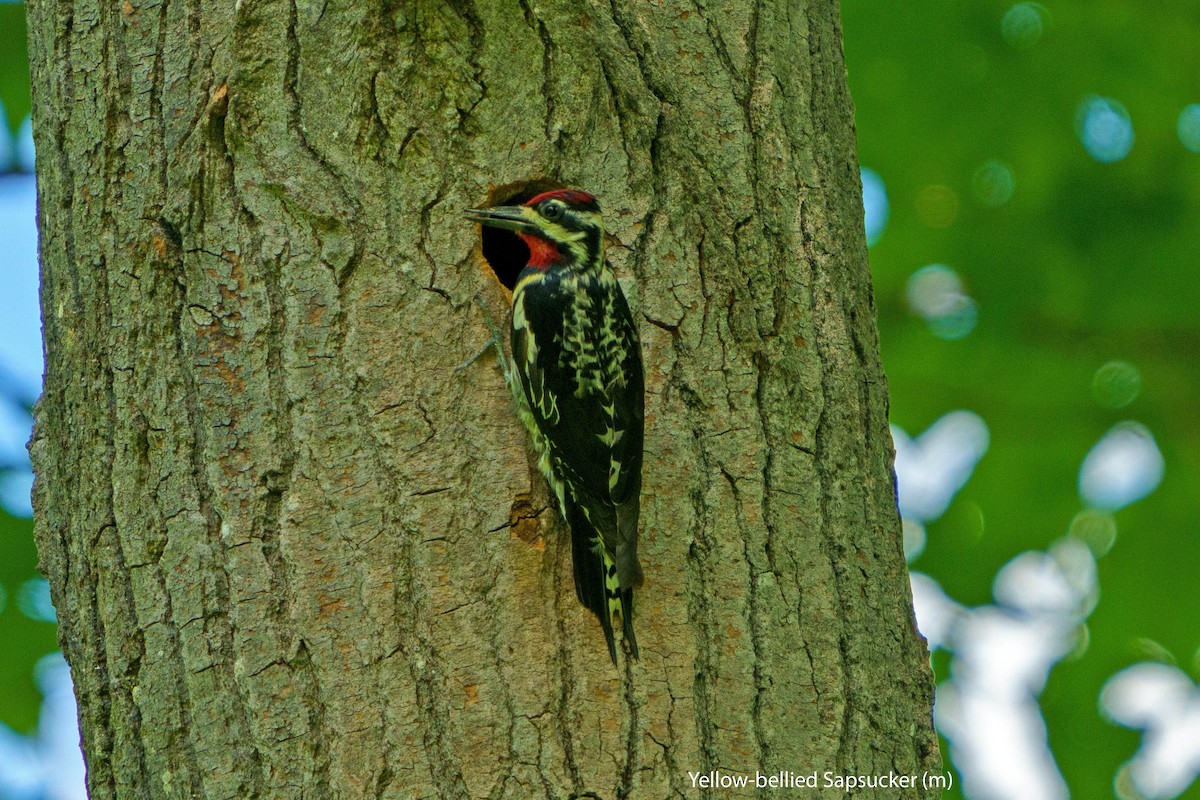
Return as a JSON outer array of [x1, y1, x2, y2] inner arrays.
[[27, 0, 938, 797]]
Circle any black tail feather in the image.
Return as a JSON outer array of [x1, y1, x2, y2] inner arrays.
[[567, 502, 626, 664], [621, 587, 638, 660]]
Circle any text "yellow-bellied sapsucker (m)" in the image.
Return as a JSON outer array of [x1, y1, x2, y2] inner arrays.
[[466, 189, 645, 664]]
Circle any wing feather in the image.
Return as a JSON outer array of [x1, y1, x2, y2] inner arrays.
[[512, 271, 644, 588]]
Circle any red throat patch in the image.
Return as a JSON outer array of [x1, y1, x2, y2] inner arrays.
[[519, 232, 562, 269]]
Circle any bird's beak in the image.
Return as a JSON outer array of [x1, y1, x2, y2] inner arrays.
[[464, 205, 537, 235]]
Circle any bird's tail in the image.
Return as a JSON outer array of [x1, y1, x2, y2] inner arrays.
[[567, 504, 638, 664]]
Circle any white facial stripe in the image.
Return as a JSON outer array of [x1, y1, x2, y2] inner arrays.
[[525, 208, 605, 269], [539, 220, 585, 244]]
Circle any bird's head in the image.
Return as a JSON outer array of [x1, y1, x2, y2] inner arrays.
[[466, 189, 604, 272]]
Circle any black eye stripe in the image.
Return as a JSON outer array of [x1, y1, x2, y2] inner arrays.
[[541, 202, 564, 220]]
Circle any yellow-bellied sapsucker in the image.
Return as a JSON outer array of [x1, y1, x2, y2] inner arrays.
[[466, 189, 644, 664]]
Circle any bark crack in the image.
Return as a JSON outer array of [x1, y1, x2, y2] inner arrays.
[[356, 355, 469, 799]]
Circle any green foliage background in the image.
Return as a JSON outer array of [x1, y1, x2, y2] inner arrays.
[[843, 1, 1200, 798], [0, 1, 44, 741], [0, 1, 1195, 797], [0, 509, 52, 734], [0, 6, 27, 122]]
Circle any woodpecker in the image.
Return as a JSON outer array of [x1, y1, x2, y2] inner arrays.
[[466, 189, 644, 664]]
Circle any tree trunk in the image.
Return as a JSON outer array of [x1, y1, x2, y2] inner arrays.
[[27, 0, 938, 797]]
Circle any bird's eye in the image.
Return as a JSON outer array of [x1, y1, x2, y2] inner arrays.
[[541, 202, 564, 221]]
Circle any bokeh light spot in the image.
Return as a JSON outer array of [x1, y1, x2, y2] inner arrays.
[[0, 469, 34, 518], [916, 184, 959, 228], [909, 572, 962, 650], [902, 518, 927, 562], [1092, 360, 1141, 409], [1133, 638, 1177, 666], [1001, 3, 1049, 50], [860, 166, 889, 246], [0, 100, 12, 171], [993, 539, 1096, 618], [1177, 104, 1200, 153], [1068, 509, 1118, 557], [892, 411, 989, 523], [1113, 765, 1139, 800], [906, 264, 978, 340], [1075, 96, 1135, 163], [17, 114, 35, 174], [926, 298, 978, 340], [907, 264, 963, 317], [1078, 422, 1163, 511], [18, 578, 57, 623], [1102, 662, 1200, 800], [971, 160, 1015, 207]]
